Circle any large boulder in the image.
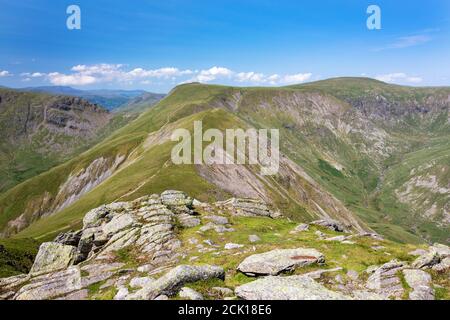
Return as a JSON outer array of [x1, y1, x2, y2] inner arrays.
[[237, 248, 324, 276], [403, 269, 434, 300], [128, 265, 225, 300], [235, 275, 350, 300], [30, 242, 77, 275]]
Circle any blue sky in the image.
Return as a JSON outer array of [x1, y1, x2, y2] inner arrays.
[[0, 0, 449, 92]]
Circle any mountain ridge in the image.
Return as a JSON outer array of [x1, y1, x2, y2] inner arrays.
[[0, 78, 448, 246]]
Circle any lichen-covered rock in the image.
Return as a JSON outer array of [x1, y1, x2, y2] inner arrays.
[[403, 269, 434, 300], [30, 242, 76, 275], [366, 260, 406, 299], [127, 265, 225, 300], [235, 275, 350, 300], [102, 213, 137, 237], [237, 248, 324, 276], [204, 215, 229, 225]]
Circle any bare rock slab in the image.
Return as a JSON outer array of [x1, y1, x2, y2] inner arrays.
[[237, 248, 325, 276], [235, 275, 350, 300]]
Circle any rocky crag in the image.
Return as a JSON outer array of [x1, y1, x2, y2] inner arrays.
[[1, 191, 448, 300]]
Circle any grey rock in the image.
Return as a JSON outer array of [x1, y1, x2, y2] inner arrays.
[[14, 266, 82, 300], [211, 287, 234, 297], [130, 277, 154, 289], [411, 250, 440, 269], [432, 257, 450, 273], [311, 219, 346, 232], [30, 242, 76, 275], [56, 289, 88, 300], [346, 270, 359, 281], [177, 214, 201, 228], [248, 235, 261, 243], [102, 213, 136, 237], [237, 248, 324, 276], [235, 275, 350, 300], [54, 230, 82, 247], [303, 267, 343, 280], [204, 215, 229, 225], [127, 265, 225, 300], [290, 224, 309, 234], [403, 269, 434, 300], [114, 286, 129, 300], [366, 260, 406, 299], [225, 243, 244, 250], [179, 287, 204, 300], [161, 190, 193, 207]]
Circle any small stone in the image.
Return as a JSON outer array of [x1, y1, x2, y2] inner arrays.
[[179, 287, 204, 300], [211, 287, 234, 297], [290, 224, 309, 234], [114, 286, 129, 300], [346, 270, 359, 281], [225, 243, 244, 250], [248, 235, 261, 243], [204, 215, 229, 225]]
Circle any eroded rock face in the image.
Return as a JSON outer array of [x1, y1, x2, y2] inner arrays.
[[237, 248, 324, 276], [235, 275, 350, 300], [30, 242, 76, 275]]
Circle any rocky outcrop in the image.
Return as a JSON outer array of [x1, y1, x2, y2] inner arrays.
[[0, 190, 447, 301], [235, 275, 350, 300], [215, 198, 279, 218], [237, 248, 324, 276]]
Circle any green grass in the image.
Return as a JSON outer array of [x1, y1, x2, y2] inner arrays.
[[0, 238, 40, 277]]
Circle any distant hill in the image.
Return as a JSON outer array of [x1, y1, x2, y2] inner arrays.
[[20, 86, 164, 111], [0, 88, 132, 194]]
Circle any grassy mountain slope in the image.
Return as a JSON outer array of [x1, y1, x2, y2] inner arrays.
[[1, 79, 448, 245]]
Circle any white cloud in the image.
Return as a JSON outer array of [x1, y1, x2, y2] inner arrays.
[[279, 73, 312, 84], [48, 72, 97, 86], [390, 35, 431, 49], [20, 64, 314, 87], [0, 70, 11, 77], [375, 73, 423, 84], [189, 66, 234, 82]]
